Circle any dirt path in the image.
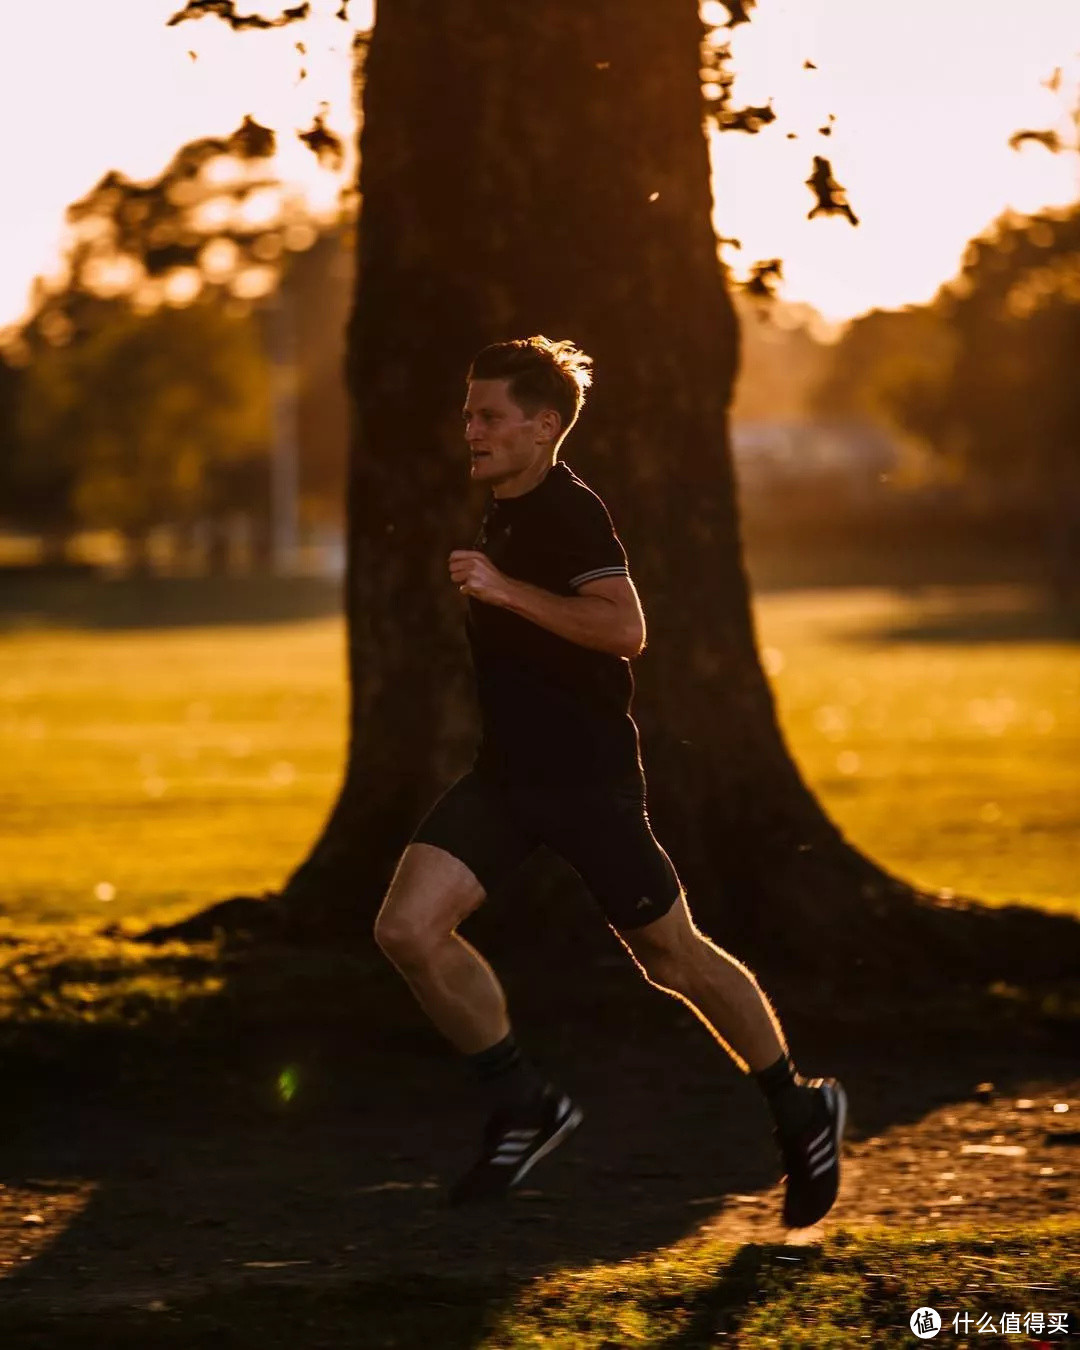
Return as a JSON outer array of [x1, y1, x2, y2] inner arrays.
[[0, 1023, 1075, 1318]]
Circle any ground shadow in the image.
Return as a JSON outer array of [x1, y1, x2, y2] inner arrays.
[[742, 538, 1046, 596], [0, 576, 342, 633], [837, 590, 1080, 646], [0, 931, 1075, 1344]]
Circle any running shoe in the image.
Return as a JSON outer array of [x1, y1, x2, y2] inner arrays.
[[449, 1087, 583, 1205], [777, 1077, 847, 1228]]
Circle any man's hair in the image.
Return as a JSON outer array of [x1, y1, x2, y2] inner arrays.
[[468, 336, 593, 439]]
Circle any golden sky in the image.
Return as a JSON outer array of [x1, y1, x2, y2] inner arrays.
[[0, 0, 1075, 330], [709, 0, 1079, 320]]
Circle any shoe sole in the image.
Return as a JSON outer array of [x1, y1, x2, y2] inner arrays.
[[509, 1102, 584, 1190]]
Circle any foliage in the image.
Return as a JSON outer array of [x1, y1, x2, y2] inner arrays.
[[811, 203, 1080, 553], [15, 300, 272, 547], [810, 304, 955, 435], [12, 111, 328, 341], [925, 206, 1080, 503], [0, 100, 359, 547]]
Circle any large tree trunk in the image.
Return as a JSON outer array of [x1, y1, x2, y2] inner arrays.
[[279, 0, 914, 967]]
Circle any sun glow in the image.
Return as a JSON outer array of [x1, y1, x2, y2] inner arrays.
[[711, 0, 1079, 319]]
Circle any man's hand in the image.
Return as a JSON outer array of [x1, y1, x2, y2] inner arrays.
[[449, 550, 516, 606], [450, 551, 644, 656]]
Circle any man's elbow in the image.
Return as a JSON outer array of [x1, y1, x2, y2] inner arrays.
[[617, 621, 646, 660]]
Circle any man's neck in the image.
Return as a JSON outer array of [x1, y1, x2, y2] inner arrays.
[[493, 453, 559, 500]]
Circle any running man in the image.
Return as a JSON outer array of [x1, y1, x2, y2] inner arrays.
[[374, 336, 846, 1225]]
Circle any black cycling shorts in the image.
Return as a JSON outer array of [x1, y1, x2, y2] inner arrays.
[[410, 770, 682, 932]]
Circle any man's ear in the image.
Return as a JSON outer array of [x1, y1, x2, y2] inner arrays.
[[537, 406, 562, 445]]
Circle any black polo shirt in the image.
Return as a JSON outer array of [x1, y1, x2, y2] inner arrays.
[[466, 460, 643, 787]]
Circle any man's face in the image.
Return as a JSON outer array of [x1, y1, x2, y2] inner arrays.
[[463, 378, 552, 489]]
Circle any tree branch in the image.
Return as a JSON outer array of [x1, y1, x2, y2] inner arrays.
[[167, 0, 310, 31]]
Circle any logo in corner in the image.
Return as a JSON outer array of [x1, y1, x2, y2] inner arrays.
[[909, 1308, 942, 1339]]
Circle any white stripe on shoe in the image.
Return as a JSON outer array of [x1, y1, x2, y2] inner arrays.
[[508, 1100, 583, 1187]]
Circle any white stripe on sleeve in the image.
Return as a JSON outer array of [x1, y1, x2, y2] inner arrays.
[[569, 565, 630, 588]]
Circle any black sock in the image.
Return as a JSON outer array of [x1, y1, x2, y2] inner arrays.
[[467, 1031, 547, 1112], [754, 1052, 817, 1136]]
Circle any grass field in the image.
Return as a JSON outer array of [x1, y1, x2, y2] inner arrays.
[[0, 580, 1077, 928], [3, 1221, 1077, 1345], [0, 576, 1076, 1345], [754, 585, 1080, 914]]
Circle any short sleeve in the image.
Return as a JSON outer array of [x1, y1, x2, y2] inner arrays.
[[558, 488, 630, 591]]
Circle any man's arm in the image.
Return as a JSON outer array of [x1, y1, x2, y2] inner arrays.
[[449, 550, 645, 659]]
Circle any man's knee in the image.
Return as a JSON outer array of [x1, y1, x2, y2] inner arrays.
[[373, 846, 482, 969], [625, 928, 698, 995], [373, 903, 442, 968]]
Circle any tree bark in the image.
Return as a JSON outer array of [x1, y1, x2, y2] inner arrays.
[[278, 0, 897, 957], [271, 0, 1080, 992]]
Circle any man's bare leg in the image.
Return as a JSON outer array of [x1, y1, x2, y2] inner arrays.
[[374, 841, 581, 1203], [618, 894, 819, 1139], [374, 842, 508, 1053], [618, 894, 786, 1072], [620, 894, 847, 1228]]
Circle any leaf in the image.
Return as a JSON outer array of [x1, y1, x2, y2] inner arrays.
[[744, 258, 783, 299], [167, 0, 310, 31], [228, 114, 276, 160], [716, 102, 775, 134], [298, 109, 344, 171], [805, 155, 859, 227], [721, 0, 756, 27], [1008, 129, 1062, 154]]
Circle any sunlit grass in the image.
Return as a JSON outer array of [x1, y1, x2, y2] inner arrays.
[[0, 617, 346, 927], [754, 586, 1079, 914], [0, 929, 224, 1029], [4, 1221, 1077, 1346], [478, 1220, 1080, 1348], [0, 581, 1076, 929]]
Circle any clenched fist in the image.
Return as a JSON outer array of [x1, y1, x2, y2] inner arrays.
[[449, 550, 514, 606]]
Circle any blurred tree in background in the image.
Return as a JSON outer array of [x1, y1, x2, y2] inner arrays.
[[0, 352, 83, 561], [729, 296, 831, 422], [16, 300, 271, 571], [810, 203, 1080, 604], [810, 305, 953, 434], [916, 206, 1080, 604], [1, 111, 353, 569]]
